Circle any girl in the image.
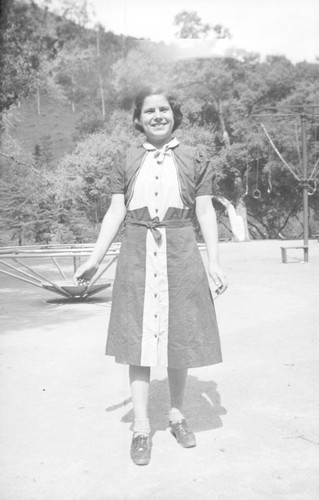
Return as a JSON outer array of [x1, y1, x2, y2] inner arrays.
[[75, 88, 227, 466]]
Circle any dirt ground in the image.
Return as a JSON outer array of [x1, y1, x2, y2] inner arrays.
[[1, 239, 319, 500]]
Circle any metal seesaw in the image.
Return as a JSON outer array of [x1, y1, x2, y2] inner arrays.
[[0, 243, 120, 300]]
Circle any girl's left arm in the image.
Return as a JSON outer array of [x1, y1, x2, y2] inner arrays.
[[195, 195, 227, 293]]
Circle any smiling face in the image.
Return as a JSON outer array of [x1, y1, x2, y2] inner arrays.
[[137, 94, 175, 148]]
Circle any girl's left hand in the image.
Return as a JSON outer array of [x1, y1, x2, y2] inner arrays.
[[208, 262, 228, 296]]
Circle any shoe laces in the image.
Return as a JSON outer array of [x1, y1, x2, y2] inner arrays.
[[173, 420, 190, 437], [134, 435, 148, 451]]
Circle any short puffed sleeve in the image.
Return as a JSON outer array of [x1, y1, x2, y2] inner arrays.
[[195, 147, 214, 197], [110, 151, 125, 195]]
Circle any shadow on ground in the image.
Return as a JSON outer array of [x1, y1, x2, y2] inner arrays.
[[0, 276, 112, 332], [105, 376, 226, 438]]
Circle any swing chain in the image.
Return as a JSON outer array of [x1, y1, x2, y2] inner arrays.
[[299, 179, 317, 195]]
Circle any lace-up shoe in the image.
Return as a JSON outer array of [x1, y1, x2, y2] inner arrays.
[[170, 419, 196, 448], [130, 434, 152, 465]]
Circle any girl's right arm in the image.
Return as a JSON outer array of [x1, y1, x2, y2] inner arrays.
[[74, 194, 126, 282]]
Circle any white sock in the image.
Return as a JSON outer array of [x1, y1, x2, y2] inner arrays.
[[169, 408, 185, 423], [133, 418, 151, 436]]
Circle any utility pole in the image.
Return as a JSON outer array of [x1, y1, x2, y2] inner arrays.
[[301, 112, 309, 261]]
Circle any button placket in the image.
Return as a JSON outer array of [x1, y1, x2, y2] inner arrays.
[[153, 165, 160, 217], [153, 302, 159, 337], [149, 161, 164, 342], [152, 241, 160, 338]]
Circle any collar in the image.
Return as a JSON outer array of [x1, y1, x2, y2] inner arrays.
[[143, 138, 179, 164]]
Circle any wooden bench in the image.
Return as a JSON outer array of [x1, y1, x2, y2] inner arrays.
[[280, 246, 309, 263]]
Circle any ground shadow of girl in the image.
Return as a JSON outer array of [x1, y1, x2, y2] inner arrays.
[[105, 376, 226, 438]]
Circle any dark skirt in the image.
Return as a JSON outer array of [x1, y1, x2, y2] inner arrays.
[[106, 210, 222, 369]]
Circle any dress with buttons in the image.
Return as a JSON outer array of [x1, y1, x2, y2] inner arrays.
[[127, 139, 184, 366], [106, 139, 222, 369]]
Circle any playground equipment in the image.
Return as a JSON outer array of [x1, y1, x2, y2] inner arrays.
[[0, 243, 120, 299], [250, 106, 319, 262], [244, 152, 268, 200], [261, 115, 318, 262]]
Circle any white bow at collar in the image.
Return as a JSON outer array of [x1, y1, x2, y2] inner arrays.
[[143, 138, 179, 164]]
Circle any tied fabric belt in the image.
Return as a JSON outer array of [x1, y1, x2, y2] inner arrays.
[[126, 215, 193, 243]]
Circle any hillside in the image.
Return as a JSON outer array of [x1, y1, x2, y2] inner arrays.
[[10, 95, 79, 167], [1, 0, 131, 166]]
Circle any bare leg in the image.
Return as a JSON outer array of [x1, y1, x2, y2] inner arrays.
[[129, 365, 152, 465], [129, 365, 151, 434], [167, 367, 196, 447], [167, 367, 188, 418]]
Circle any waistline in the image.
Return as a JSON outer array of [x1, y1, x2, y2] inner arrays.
[[126, 213, 193, 244]]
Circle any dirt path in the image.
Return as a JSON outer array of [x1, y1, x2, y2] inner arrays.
[[1, 240, 318, 500]]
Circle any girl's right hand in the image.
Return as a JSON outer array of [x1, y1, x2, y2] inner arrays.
[[74, 261, 99, 285]]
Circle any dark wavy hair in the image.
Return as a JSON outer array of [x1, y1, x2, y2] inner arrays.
[[132, 87, 183, 133]]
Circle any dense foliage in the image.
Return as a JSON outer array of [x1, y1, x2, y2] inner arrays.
[[0, 0, 318, 245]]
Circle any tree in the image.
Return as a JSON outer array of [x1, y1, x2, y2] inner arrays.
[[169, 53, 319, 239], [0, 154, 56, 245], [0, 0, 65, 113], [34, 0, 95, 27], [2, 2, 318, 242], [33, 134, 54, 167], [52, 110, 138, 241], [174, 10, 231, 39]]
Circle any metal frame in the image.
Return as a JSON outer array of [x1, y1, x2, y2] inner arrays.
[[0, 243, 120, 300]]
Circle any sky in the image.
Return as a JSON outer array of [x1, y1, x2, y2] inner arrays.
[[89, 0, 319, 63]]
